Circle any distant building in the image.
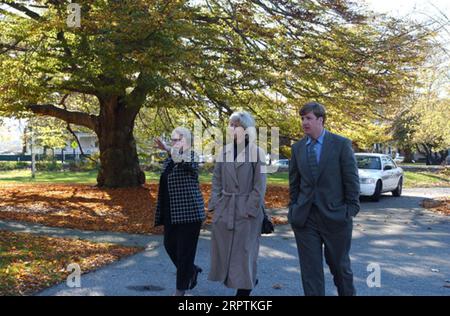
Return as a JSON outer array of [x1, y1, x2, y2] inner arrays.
[[61, 132, 99, 155], [23, 131, 99, 156]]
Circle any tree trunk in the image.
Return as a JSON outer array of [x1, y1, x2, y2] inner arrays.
[[438, 150, 447, 165], [403, 147, 414, 163], [96, 97, 145, 188], [28, 96, 146, 188], [423, 144, 432, 165]]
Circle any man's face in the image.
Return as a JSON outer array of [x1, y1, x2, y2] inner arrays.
[[301, 111, 323, 137]]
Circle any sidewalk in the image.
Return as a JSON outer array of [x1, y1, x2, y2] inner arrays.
[[0, 219, 157, 248], [33, 225, 303, 296], [0, 218, 302, 296]]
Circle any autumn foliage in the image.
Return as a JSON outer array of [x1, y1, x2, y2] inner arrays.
[[0, 184, 290, 234], [0, 230, 142, 296]]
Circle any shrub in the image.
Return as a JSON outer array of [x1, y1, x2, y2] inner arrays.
[[67, 160, 98, 172], [35, 160, 62, 171], [0, 161, 32, 171]]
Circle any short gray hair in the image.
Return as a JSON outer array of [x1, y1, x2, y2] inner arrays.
[[229, 111, 256, 129], [172, 126, 192, 146]]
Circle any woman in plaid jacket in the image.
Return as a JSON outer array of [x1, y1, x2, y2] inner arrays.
[[154, 127, 205, 296]]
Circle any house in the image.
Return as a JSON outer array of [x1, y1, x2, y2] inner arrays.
[[0, 131, 99, 162], [61, 132, 99, 155]]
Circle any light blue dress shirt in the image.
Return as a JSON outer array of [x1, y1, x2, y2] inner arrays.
[[306, 129, 326, 164]]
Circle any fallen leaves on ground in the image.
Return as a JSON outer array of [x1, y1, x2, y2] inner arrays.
[[0, 230, 143, 296], [0, 184, 290, 234], [0, 183, 163, 234], [422, 198, 450, 216], [271, 216, 289, 225]]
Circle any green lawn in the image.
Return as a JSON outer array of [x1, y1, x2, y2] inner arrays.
[[0, 169, 206, 184], [0, 169, 99, 184], [403, 171, 450, 188], [0, 169, 449, 188], [0, 169, 288, 185]]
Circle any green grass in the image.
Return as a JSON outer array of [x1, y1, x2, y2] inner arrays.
[[403, 171, 450, 188], [398, 163, 428, 167], [0, 169, 98, 184], [0, 169, 448, 188], [0, 169, 289, 186]]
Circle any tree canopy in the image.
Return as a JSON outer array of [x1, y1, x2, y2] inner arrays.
[[0, 0, 437, 186]]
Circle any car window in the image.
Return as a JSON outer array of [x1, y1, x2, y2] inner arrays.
[[356, 156, 381, 170], [388, 157, 397, 168], [382, 157, 395, 169]]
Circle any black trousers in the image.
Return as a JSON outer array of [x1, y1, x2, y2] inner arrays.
[[163, 221, 202, 290], [292, 205, 355, 296]]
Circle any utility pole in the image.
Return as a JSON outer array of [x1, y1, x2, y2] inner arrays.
[[30, 124, 36, 179]]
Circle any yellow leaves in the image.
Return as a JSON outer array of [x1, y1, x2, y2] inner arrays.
[[0, 230, 143, 296], [422, 198, 450, 216]]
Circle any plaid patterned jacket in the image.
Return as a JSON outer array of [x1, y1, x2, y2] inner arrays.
[[155, 150, 205, 226]]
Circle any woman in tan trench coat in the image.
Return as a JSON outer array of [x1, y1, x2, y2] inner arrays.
[[208, 111, 267, 296]]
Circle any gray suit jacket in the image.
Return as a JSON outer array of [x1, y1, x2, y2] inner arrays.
[[288, 131, 360, 231]]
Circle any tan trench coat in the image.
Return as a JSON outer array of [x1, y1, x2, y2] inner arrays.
[[207, 142, 267, 289]]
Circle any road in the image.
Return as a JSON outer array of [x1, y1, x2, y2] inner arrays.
[[34, 188, 450, 296]]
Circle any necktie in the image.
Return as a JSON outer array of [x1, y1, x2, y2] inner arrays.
[[308, 139, 319, 181]]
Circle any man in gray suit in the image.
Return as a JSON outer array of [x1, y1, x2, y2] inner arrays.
[[288, 101, 360, 296]]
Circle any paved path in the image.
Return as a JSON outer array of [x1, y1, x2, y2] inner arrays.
[[0, 220, 157, 248], [2, 188, 449, 296]]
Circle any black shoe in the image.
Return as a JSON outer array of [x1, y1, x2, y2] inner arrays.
[[189, 265, 202, 290], [236, 289, 252, 296]]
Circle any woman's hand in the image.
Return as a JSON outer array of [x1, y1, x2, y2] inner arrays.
[[153, 137, 170, 153]]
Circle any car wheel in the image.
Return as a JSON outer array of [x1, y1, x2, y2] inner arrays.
[[371, 180, 382, 202], [392, 177, 403, 197]]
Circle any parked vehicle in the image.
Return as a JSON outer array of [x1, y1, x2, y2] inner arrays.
[[273, 159, 289, 169], [393, 154, 405, 163], [356, 153, 404, 202]]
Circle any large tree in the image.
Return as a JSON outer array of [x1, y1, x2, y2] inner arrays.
[[0, 0, 433, 187], [392, 43, 450, 165]]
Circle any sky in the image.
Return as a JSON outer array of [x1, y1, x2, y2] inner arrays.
[[364, 0, 450, 18], [0, 118, 26, 153], [1, 1, 449, 153], [364, 0, 450, 46]]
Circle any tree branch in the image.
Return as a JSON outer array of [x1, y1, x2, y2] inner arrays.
[[27, 104, 98, 132], [1, 1, 43, 20], [55, 94, 97, 164], [124, 72, 156, 117], [0, 41, 29, 54], [65, 124, 98, 164]]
